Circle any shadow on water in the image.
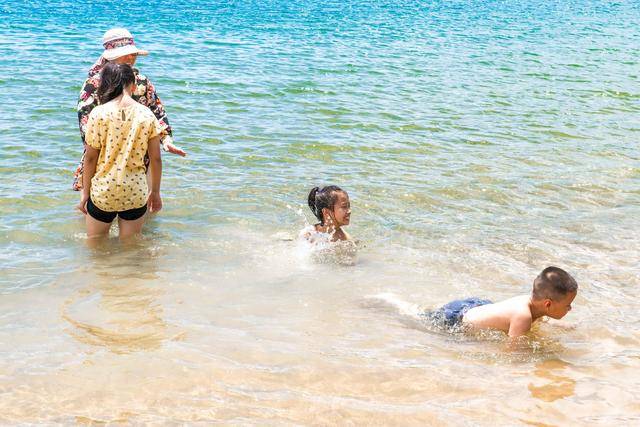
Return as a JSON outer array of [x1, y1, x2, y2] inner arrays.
[[527, 358, 576, 402], [60, 237, 180, 354]]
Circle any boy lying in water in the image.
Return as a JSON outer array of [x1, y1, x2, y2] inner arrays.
[[428, 266, 578, 337]]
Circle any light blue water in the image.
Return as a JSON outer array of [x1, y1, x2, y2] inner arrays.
[[0, 0, 639, 424]]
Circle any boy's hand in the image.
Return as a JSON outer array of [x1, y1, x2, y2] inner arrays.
[[148, 191, 162, 213], [76, 194, 89, 215], [545, 319, 577, 331]]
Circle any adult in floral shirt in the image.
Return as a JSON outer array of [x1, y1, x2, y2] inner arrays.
[[73, 28, 186, 191]]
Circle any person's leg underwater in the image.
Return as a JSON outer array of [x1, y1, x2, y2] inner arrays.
[[85, 213, 112, 248], [118, 215, 146, 240]]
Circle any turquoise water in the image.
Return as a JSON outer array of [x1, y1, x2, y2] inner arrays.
[[1, 0, 639, 424]]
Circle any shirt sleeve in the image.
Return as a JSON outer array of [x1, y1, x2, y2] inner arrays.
[[84, 112, 101, 150], [147, 116, 163, 140], [144, 78, 173, 142], [77, 76, 100, 145]]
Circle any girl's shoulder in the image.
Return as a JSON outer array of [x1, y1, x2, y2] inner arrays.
[[298, 225, 335, 245], [128, 102, 156, 121], [131, 101, 152, 113], [298, 225, 317, 240], [88, 103, 109, 119], [298, 225, 326, 241]]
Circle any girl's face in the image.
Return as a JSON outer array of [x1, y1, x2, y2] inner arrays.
[[323, 191, 351, 227]]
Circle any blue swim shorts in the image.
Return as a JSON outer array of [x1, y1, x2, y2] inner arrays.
[[428, 297, 492, 327]]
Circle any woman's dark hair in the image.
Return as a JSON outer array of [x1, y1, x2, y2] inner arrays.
[[307, 185, 345, 225], [97, 62, 136, 104]]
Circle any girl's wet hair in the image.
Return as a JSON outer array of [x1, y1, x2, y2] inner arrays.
[[97, 62, 136, 104], [307, 185, 345, 225]]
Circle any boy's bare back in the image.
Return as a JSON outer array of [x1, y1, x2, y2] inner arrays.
[[462, 295, 533, 337], [458, 267, 578, 338]]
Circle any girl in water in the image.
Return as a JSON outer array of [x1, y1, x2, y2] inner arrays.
[[302, 185, 352, 242], [76, 62, 163, 240]]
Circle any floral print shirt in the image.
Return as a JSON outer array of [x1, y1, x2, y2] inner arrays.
[[73, 67, 173, 190]]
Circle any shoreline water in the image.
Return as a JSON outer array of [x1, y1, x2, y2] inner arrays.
[[1, 0, 640, 424]]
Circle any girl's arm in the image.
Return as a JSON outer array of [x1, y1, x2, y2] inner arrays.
[[147, 135, 163, 212], [76, 145, 99, 214]]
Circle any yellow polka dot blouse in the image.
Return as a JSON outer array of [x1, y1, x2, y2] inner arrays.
[[85, 102, 162, 212]]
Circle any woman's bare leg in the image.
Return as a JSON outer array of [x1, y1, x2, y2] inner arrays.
[[85, 214, 112, 246], [118, 215, 146, 240]]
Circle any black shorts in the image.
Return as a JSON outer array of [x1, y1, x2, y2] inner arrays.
[[87, 197, 147, 223]]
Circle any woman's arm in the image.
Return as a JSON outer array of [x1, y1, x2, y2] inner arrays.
[[77, 77, 100, 145], [143, 77, 186, 156], [73, 77, 100, 190], [147, 135, 163, 212], [76, 145, 99, 214]]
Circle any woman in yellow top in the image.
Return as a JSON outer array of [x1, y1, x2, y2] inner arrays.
[[76, 62, 163, 240]]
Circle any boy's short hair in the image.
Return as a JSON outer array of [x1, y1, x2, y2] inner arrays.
[[532, 266, 578, 300]]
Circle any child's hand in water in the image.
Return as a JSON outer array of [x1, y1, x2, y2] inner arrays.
[[148, 191, 163, 213], [543, 318, 577, 331]]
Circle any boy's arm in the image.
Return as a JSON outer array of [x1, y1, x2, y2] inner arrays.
[[508, 314, 532, 338]]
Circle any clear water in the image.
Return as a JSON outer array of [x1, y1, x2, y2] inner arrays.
[[1, 0, 639, 424]]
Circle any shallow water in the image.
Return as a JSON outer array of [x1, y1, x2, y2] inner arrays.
[[1, 0, 639, 424]]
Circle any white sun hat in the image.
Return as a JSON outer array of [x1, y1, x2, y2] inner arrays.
[[101, 28, 149, 61]]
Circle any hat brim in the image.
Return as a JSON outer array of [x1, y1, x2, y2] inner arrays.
[[103, 45, 149, 61]]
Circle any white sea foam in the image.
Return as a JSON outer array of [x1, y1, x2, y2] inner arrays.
[[366, 292, 423, 318]]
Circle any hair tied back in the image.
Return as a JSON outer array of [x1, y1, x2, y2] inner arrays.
[[307, 185, 344, 225], [307, 186, 320, 217]]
